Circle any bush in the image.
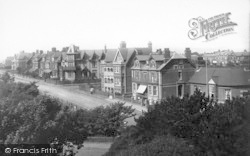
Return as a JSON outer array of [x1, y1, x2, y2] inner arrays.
[[110, 135, 194, 156], [104, 89, 250, 156], [0, 81, 135, 146]]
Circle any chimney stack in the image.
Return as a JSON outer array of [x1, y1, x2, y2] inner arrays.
[[120, 41, 126, 48], [52, 47, 57, 52], [104, 44, 107, 53], [185, 47, 191, 60], [164, 48, 171, 58], [157, 49, 162, 54], [148, 41, 152, 52]]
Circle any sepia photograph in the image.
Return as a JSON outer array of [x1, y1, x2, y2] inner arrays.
[[0, 0, 249, 155]]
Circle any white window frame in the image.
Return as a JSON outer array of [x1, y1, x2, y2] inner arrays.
[[178, 70, 182, 81], [148, 85, 152, 95], [225, 89, 231, 100], [173, 65, 178, 70], [153, 86, 158, 96]]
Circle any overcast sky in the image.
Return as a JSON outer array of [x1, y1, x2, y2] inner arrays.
[[0, 0, 249, 61]]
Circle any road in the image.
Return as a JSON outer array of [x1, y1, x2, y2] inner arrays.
[[15, 76, 110, 110], [1, 71, 147, 125]]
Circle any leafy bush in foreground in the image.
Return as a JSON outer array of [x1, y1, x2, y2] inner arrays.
[[0, 81, 135, 146], [105, 89, 250, 156]]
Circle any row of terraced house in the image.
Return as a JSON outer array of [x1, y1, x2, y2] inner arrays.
[[9, 41, 250, 105]]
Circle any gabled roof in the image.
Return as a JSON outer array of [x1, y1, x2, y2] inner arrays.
[[80, 49, 104, 61], [135, 54, 165, 62], [104, 49, 117, 62], [157, 53, 189, 70], [67, 45, 79, 54], [135, 48, 151, 55], [136, 55, 149, 61], [189, 67, 250, 86], [116, 47, 151, 63], [17, 52, 33, 60], [117, 48, 129, 62], [151, 54, 165, 61]]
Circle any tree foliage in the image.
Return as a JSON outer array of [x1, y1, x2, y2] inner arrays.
[[105, 89, 250, 156], [0, 80, 135, 146], [1, 72, 11, 83]]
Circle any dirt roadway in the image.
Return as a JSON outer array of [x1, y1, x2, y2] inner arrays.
[[12, 75, 146, 125]]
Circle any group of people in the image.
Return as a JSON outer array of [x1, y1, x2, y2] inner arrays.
[[50, 138, 80, 156]]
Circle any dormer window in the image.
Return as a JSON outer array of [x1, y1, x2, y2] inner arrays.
[[134, 60, 140, 67], [150, 60, 156, 68]]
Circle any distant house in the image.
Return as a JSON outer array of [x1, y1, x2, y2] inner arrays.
[[39, 51, 54, 78], [131, 51, 196, 105], [77, 49, 105, 80], [58, 45, 107, 82], [12, 51, 33, 71], [5, 56, 14, 69], [202, 50, 236, 66], [28, 51, 43, 74], [111, 41, 152, 95], [189, 67, 250, 103], [235, 51, 250, 66], [60, 45, 79, 81], [39, 53, 46, 77], [100, 48, 118, 93], [50, 51, 64, 79]]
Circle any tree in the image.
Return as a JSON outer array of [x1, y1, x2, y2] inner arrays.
[[1, 72, 11, 83], [0, 80, 136, 150], [90, 102, 136, 136], [16, 67, 26, 75], [105, 89, 250, 156], [109, 135, 194, 156]]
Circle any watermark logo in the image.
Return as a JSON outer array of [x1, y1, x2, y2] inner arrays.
[[5, 148, 11, 153], [188, 12, 237, 41]]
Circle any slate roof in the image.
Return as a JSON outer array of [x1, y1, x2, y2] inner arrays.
[[104, 49, 118, 62], [189, 67, 250, 86], [118, 48, 131, 62], [135, 54, 165, 61], [157, 52, 189, 70], [235, 52, 250, 57], [136, 55, 149, 61], [33, 53, 42, 59], [135, 48, 151, 55], [16, 52, 33, 60], [151, 54, 165, 61], [79, 49, 105, 61], [118, 47, 152, 63]]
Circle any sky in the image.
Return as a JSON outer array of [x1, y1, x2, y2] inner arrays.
[[0, 0, 249, 61]]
